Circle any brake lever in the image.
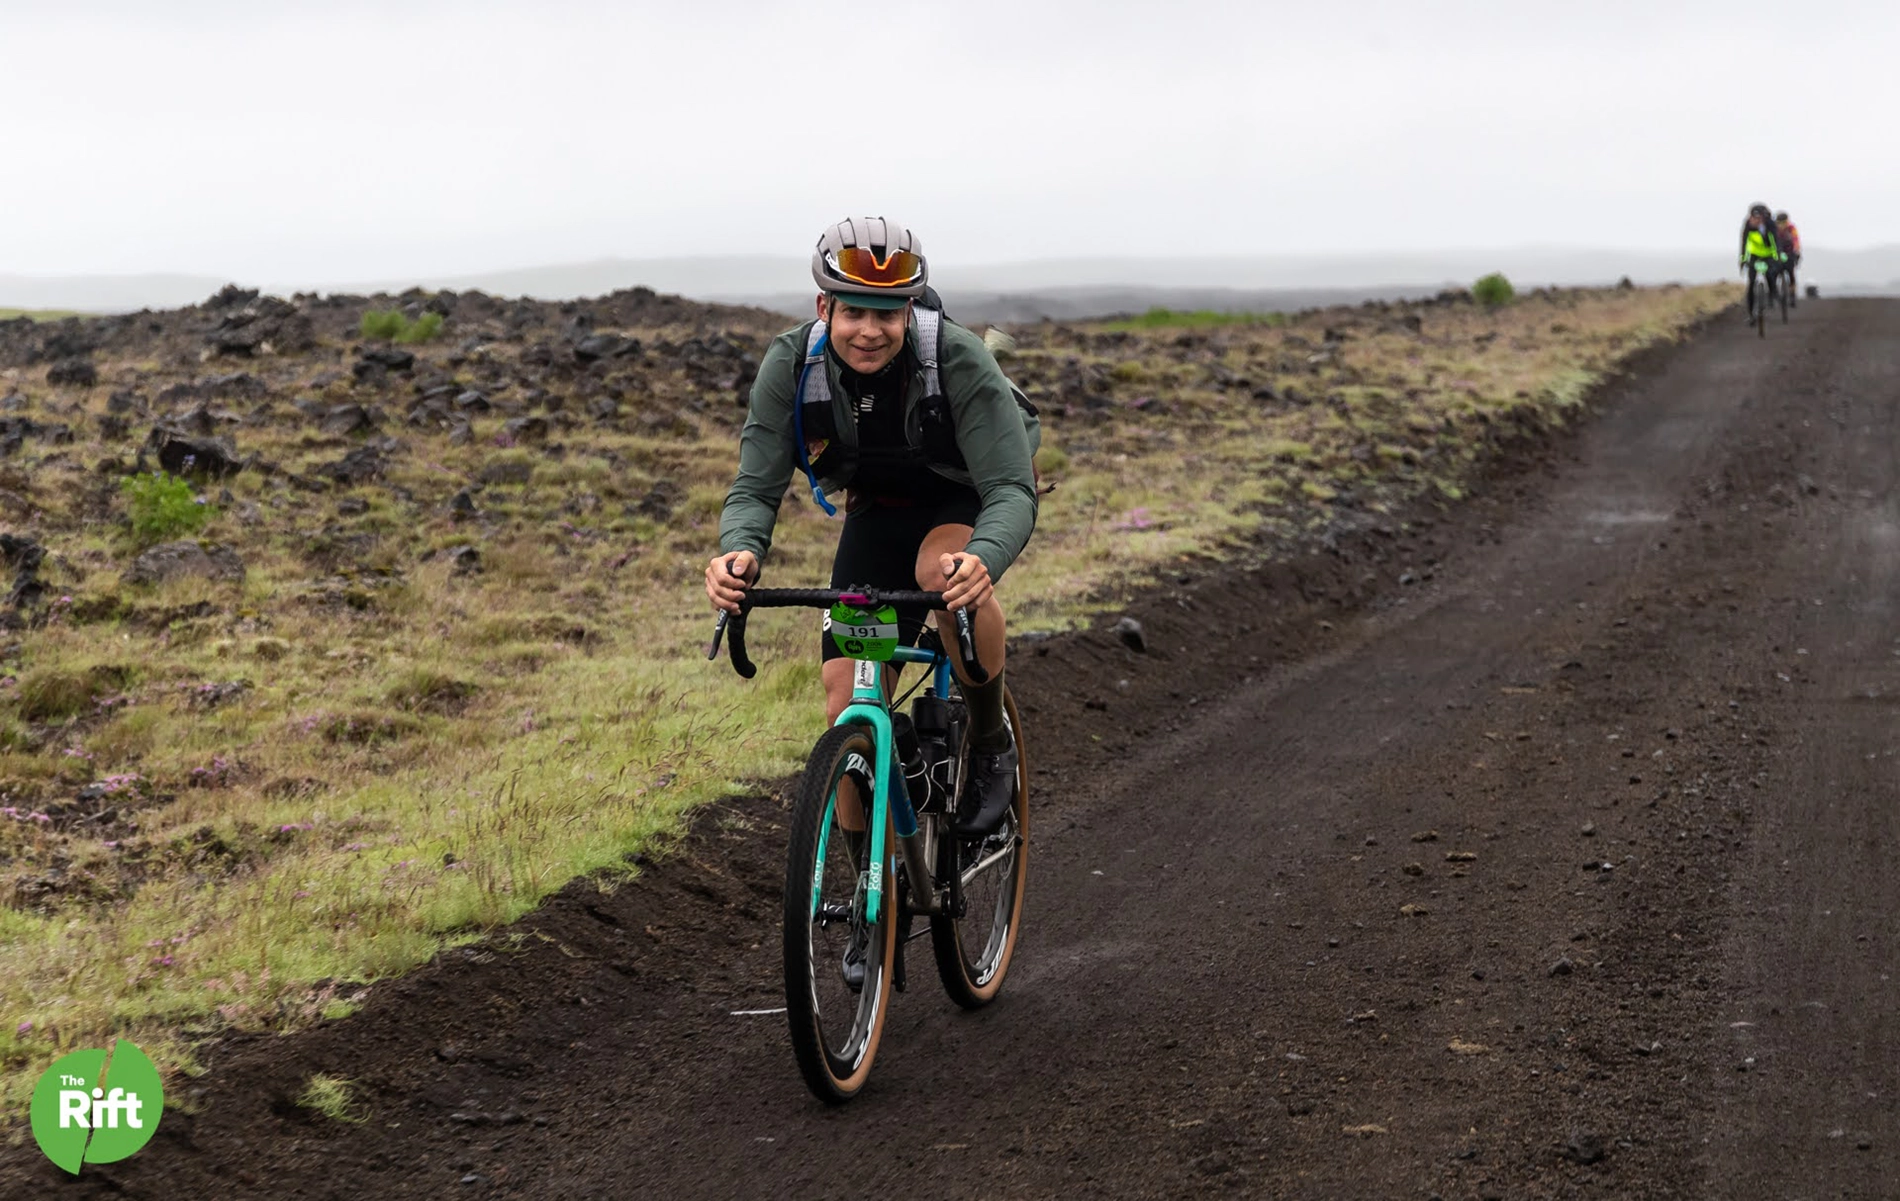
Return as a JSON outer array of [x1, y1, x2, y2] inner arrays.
[[943, 556, 990, 685], [708, 556, 759, 678], [953, 608, 988, 686]]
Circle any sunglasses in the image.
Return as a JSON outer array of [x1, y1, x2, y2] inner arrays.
[[829, 247, 924, 288]]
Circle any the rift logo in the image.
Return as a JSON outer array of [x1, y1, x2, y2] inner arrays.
[[30, 1040, 164, 1175]]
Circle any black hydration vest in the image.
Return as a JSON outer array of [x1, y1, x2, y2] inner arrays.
[[790, 298, 1038, 515]]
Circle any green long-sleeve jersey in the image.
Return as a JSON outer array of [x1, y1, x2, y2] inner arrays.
[[718, 316, 1038, 579]]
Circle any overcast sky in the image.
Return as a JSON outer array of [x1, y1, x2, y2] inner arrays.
[[3, 0, 1896, 287]]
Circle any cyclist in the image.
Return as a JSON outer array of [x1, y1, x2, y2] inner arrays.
[[705, 217, 1037, 842], [1738, 203, 1785, 321], [1775, 211, 1802, 307]]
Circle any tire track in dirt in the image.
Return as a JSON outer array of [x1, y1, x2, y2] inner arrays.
[[10, 301, 1897, 1199], [1693, 305, 1900, 1199]]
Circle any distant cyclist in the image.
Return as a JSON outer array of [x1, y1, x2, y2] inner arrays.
[[1738, 203, 1785, 322], [1775, 211, 1802, 307]]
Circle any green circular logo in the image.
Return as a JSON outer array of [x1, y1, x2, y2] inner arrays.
[[30, 1041, 163, 1175]]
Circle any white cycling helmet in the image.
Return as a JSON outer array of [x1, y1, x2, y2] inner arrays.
[[811, 217, 927, 310]]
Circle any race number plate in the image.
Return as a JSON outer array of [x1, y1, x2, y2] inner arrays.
[[826, 602, 900, 661]]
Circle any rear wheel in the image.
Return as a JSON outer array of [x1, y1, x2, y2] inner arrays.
[[930, 690, 1029, 1008], [783, 722, 896, 1103]]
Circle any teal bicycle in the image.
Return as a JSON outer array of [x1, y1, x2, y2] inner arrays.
[[709, 583, 1029, 1102]]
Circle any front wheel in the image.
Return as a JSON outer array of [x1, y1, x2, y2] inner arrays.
[[1779, 275, 1790, 323], [930, 690, 1029, 1008], [783, 722, 896, 1103]]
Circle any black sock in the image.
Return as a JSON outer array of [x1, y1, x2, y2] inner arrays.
[[964, 670, 1009, 752]]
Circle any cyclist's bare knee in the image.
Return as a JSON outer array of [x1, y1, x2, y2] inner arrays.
[[913, 523, 975, 592]]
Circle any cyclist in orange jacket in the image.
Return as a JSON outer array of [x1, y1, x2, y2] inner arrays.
[[1775, 211, 1802, 307]]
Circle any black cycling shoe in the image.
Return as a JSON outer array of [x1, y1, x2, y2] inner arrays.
[[952, 740, 1018, 839]]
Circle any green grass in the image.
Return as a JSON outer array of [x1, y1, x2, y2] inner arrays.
[[297, 1073, 368, 1123], [1104, 307, 1290, 331], [0, 308, 85, 322], [122, 471, 212, 546], [1473, 273, 1517, 309], [359, 309, 444, 343]]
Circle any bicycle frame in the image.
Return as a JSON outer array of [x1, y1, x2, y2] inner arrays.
[[821, 644, 954, 926], [1747, 258, 1777, 329], [709, 579, 986, 928]]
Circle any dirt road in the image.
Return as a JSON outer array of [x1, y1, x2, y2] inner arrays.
[[12, 299, 1898, 1198]]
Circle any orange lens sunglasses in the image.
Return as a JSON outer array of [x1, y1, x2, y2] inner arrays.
[[831, 247, 923, 287]]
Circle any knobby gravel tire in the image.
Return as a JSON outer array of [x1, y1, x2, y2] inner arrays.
[[930, 689, 1029, 1008], [783, 722, 897, 1103]]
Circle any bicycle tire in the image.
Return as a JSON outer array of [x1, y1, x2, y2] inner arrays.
[[1779, 279, 1789, 324], [930, 689, 1029, 1008], [783, 721, 897, 1103]]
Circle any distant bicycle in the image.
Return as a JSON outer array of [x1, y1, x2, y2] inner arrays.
[[709, 582, 1028, 1103], [1745, 257, 1787, 338]]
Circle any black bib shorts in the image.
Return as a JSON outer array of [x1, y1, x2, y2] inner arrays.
[[820, 487, 982, 663]]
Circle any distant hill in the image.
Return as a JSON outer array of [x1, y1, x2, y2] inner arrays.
[[0, 272, 231, 313], [722, 285, 1454, 324], [7, 246, 1898, 319]]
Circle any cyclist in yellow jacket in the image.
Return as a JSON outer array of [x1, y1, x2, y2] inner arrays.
[[1738, 203, 1785, 322]]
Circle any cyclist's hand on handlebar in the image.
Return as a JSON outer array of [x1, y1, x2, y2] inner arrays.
[[706, 551, 758, 613], [939, 551, 993, 612]]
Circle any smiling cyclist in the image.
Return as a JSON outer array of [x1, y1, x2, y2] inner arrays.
[[705, 217, 1037, 841]]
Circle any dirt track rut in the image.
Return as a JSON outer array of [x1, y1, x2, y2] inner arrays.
[[11, 299, 1900, 1199]]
